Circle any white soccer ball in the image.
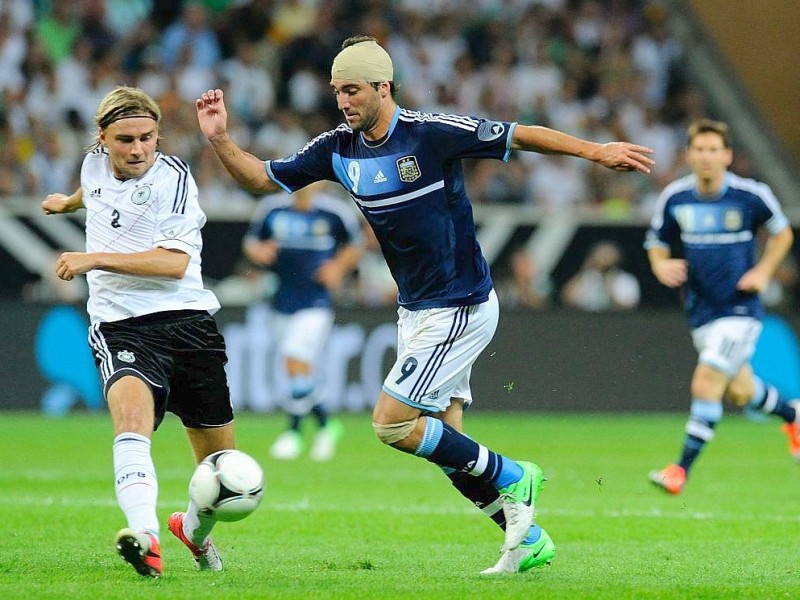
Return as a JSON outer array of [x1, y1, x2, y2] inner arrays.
[[189, 449, 264, 522]]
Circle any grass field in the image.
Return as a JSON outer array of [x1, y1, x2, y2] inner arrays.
[[0, 410, 797, 599]]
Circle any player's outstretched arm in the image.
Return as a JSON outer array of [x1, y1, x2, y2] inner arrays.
[[42, 188, 84, 214], [511, 125, 655, 174], [196, 89, 280, 195]]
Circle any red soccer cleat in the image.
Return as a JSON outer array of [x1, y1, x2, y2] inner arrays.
[[115, 528, 162, 578], [168, 512, 223, 571]]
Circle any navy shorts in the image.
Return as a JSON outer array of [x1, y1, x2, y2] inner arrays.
[[88, 310, 233, 430]]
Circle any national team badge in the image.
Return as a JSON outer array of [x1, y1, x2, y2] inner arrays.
[[396, 155, 421, 182], [117, 350, 135, 363], [724, 209, 742, 231], [131, 185, 151, 205], [312, 218, 329, 236]]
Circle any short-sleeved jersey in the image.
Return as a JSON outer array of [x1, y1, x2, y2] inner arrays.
[[266, 107, 516, 310], [245, 191, 362, 313], [645, 172, 789, 328], [81, 148, 220, 323]]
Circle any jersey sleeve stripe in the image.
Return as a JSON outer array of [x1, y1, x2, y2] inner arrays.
[[161, 156, 189, 214]]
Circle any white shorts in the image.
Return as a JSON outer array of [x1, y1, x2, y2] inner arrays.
[[272, 307, 335, 366], [691, 316, 762, 378], [382, 290, 499, 412]]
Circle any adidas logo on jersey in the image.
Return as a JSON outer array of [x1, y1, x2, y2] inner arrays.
[[373, 170, 387, 184], [90, 188, 102, 198]]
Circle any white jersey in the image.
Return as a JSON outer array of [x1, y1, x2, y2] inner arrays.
[[80, 148, 220, 323]]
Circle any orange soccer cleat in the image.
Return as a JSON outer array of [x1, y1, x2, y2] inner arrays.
[[649, 463, 687, 495], [781, 422, 800, 462]]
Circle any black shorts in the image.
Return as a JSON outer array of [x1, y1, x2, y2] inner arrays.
[[88, 310, 233, 430]]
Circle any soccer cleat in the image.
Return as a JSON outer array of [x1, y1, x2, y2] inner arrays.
[[269, 430, 303, 460], [480, 528, 556, 574], [649, 463, 686, 495], [168, 512, 223, 571], [498, 461, 544, 552], [115, 528, 162, 578], [781, 422, 800, 462], [310, 419, 344, 462]]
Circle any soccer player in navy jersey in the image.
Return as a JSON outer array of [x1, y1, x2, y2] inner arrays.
[[196, 35, 654, 573], [244, 182, 363, 461], [646, 119, 797, 495], [41, 87, 238, 577]]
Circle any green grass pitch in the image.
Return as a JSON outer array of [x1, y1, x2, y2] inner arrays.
[[0, 411, 796, 599]]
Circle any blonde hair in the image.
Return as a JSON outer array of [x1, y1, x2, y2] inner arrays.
[[92, 86, 161, 149]]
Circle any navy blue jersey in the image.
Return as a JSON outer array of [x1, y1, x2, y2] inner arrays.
[[645, 172, 789, 328], [266, 107, 516, 310], [246, 192, 362, 314]]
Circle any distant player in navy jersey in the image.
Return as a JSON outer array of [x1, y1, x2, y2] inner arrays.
[[646, 119, 797, 495], [196, 35, 654, 574], [41, 86, 240, 578], [244, 181, 363, 461]]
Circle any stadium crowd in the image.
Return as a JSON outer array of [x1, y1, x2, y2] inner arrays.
[[3, 0, 707, 217]]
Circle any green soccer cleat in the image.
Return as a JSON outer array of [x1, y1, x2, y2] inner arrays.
[[480, 528, 556, 574], [310, 419, 344, 462], [498, 461, 545, 552]]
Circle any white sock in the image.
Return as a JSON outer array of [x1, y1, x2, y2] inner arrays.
[[113, 432, 159, 539], [183, 499, 217, 548]]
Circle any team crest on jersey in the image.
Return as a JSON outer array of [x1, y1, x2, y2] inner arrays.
[[396, 155, 421, 182], [131, 185, 151, 205], [312, 218, 330, 236], [724, 209, 742, 231], [117, 350, 135, 363]]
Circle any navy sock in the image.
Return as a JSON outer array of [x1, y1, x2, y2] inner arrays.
[[750, 376, 797, 423], [288, 414, 302, 431], [311, 403, 329, 428], [678, 399, 722, 473], [415, 417, 523, 489], [444, 468, 506, 528]]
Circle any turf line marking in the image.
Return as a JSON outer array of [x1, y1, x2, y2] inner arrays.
[[3, 495, 800, 523]]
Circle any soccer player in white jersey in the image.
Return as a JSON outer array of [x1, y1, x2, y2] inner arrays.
[[646, 119, 797, 495], [42, 86, 237, 578], [195, 36, 654, 574], [244, 181, 363, 461]]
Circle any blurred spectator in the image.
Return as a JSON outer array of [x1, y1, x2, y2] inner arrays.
[[34, 2, 80, 65], [219, 39, 276, 127], [26, 131, 76, 194], [0, 11, 26, 95], [561, 240, 641, 311], [496, 248, 552, 310], [160, 1, 221, 72], [80, 0, 117, 63], [104, 0, 153, 39], [525, 154, 590, 211]]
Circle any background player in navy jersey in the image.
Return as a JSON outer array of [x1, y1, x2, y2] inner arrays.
[[41, 86, 238, 577], [196, 35, 654, 574], [646, 119, 797, 495], [244, 181, 363, 461]]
